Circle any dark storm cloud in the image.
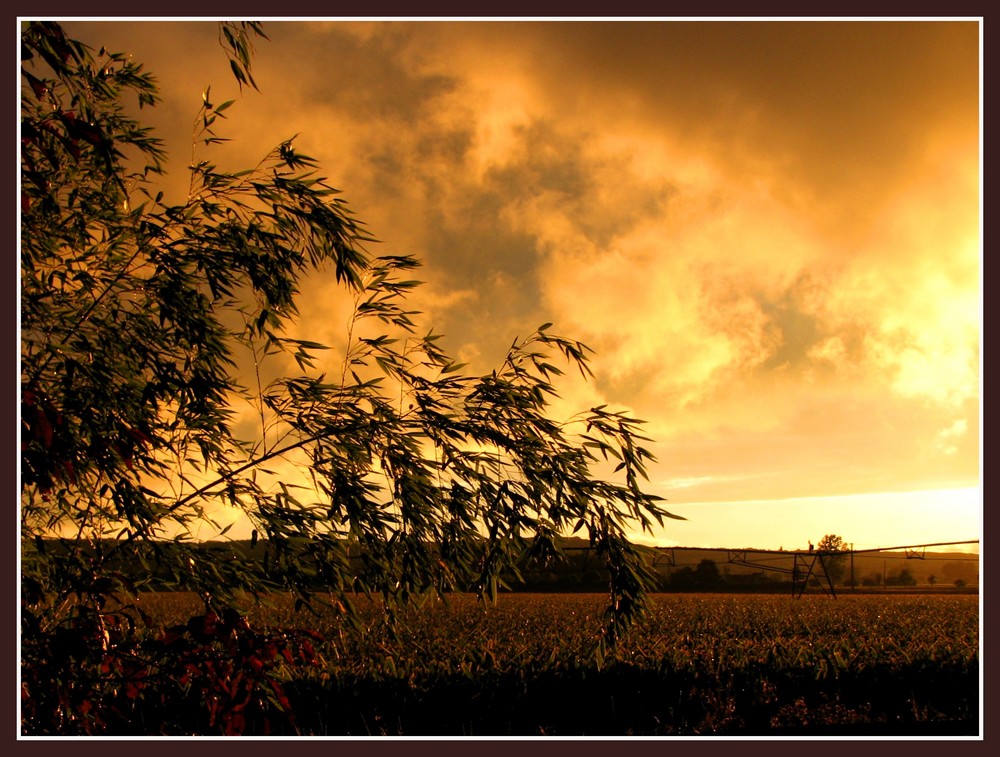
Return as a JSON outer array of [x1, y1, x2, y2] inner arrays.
[[756, 278, 833, 374], [456, 20, 979, 238], [278, 23, 461, 126], [35, 20, 979, 546], [483, 120, 675, 250]]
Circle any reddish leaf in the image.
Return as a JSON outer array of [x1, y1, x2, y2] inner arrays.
[[35, 406, 53, 448], [224, 713, 245, 736], [24, 71, 48, 99], [268, 679, 290, 711], [127, 426, 153, 446]]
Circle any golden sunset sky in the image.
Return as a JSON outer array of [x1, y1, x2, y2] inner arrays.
[[58, 19, 981, 553]]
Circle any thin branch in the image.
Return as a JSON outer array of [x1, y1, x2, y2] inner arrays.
[[165, 422, 358, 515]]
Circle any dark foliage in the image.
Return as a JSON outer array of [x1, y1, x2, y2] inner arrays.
[[20, 21, 679, 734]]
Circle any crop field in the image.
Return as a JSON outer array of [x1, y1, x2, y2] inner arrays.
[[111, 591, 980, 736]]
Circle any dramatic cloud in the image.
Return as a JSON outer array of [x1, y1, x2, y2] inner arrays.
[[58, 20, 980, 548]]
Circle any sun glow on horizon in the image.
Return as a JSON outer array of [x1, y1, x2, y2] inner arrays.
[[642, 486, 980, 553]]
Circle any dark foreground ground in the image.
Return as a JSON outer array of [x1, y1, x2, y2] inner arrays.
[[23, 591, 976, 736]]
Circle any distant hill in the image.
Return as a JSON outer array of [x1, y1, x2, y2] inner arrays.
[[26, 537, 978, 593]]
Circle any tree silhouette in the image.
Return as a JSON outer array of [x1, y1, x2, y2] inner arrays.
[[816, 533, 849, 585], [694, 558, 724, 588], [20, 21, 680, 734], [887, 568, 917, 587]]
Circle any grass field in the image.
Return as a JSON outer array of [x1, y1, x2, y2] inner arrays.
[[108, 591, 979, 736]]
